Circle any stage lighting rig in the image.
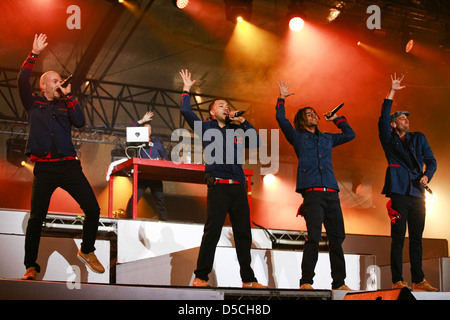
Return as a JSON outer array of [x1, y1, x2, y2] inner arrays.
[[6, 137, 27, 168], [287, 0, 307, 31], [224, 0, 253, 23]]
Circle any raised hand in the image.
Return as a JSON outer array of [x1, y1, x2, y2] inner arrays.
[[179, 69, 197, 92], [141, 111, 154, 123], [277, 80, 295, 99], [390, 73, 406, 92], [32, 33, 48, 55]]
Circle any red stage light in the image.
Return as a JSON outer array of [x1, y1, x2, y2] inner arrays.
[[405, 39, 414, 53], [289, 17, 304, 32]]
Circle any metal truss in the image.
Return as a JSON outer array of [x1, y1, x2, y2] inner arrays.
[[43, 214, 118, 235], [253, 222, 329, 251], [0, 67, 254, 146]]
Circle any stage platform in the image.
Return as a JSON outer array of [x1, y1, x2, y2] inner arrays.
[[1, 208, 449, 300], [0, 278, 332, 300], [2, 278, 450, 301]]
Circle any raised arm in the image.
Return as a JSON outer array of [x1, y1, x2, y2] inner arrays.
[[379, 74, 405, 144], [18, 34, 49, 111], [275, 81, 298, 146], [179, 69, 200, 129]]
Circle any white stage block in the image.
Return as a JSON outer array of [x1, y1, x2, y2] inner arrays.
[[212, 248, 361, 290], [0, 209, 28, 235], [117, 247, 362, 290], [116, 219, 271, 263]]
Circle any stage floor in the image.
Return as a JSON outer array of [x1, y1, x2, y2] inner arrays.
[[1, 278, 450, 301]]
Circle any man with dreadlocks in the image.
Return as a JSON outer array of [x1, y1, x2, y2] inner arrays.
[[275, 81, 355, 290]]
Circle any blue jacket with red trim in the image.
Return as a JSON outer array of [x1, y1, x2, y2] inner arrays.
[[181, 92, 259, 185], [18, 53, 85, 158], [276, 98, 355, 194], [378, 99, 436, 198]]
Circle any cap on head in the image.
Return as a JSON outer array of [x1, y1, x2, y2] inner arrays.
[[390, 111, 409, 123]]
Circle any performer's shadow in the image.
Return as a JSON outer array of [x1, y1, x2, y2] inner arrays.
[[21, 213, 92, 282], [36, 238, 91, 283]]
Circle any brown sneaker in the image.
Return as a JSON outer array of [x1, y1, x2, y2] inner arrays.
[[413, 279, 438, 292], [22, 267, 38, 280], [392, 281, 411, 290], [192, 277, 211, 287], [334, 284, 353, 291], [242, 282, 268, 289], [77, 249, 105, 274], [300, 283, 314, 290]]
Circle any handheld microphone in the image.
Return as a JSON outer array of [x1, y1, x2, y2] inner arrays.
[[325, 103, 344, 119], [232, 110, 246, 117], [57, 75, 73, 96], [61, 75, 73, 88], [424, 185, 433, 194]]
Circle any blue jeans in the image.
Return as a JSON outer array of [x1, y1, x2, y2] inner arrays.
[[24, 160, 100, 272]]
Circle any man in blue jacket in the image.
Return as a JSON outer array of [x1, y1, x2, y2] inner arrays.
[[18, 34, 104, 280], [378, 74, 437, 292], [125, 111, 169, 220], [276, 81, 355, 290], [179, 69, 266, 288]]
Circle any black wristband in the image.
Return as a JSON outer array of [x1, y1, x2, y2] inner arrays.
[[30, 52, 39, 58]]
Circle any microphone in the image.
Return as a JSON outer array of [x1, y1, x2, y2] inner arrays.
[[60, 74, 73, 88], [232, 110, 246, 117], [424, 185, 433, 194], [325, 103, 344, 119], [57, 75, 73, 96]]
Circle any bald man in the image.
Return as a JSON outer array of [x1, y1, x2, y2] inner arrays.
[[18, 34, 105, 280]]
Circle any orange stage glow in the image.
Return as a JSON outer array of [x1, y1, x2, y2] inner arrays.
[[224, 19, 279, 71]]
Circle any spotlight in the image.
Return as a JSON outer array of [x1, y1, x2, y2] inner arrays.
[[405, 39, 414, 53], [224, 0, 253, 23], [327, 8, 341, 23], [287, 0, 306, 32], [172, 0, 189, 9], [263, 174, 276, 186], [6, 137, 27, 168], [289, 17, 304, 32], [400, 26, 414, 53]]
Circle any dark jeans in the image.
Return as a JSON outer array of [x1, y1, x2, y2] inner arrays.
[[194, 183, 257, 283], [389, 194, 426, 284], [24, 160, 100, 272], [125, 180, 167, 220], [300, 191, 346, 289]]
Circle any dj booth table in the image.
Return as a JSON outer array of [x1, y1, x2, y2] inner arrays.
[[108, 158, 254, 219]]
